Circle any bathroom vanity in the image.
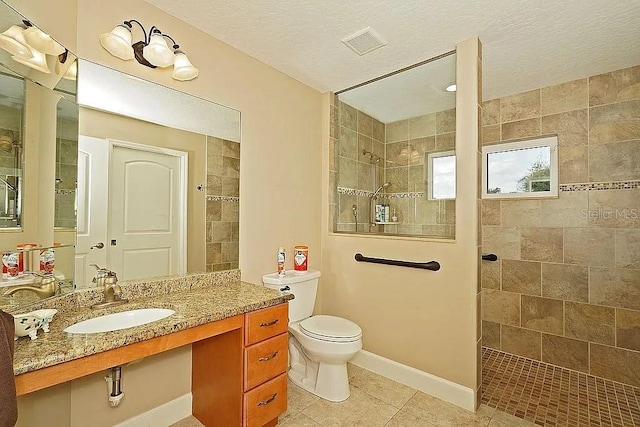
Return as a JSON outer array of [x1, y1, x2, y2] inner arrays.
[[10, 272, 292, 427]]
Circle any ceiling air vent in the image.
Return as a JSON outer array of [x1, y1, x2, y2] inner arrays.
[[341, 27, 386, 56]]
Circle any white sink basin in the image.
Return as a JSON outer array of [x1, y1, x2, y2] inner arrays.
[[64, 308, 175, 334]]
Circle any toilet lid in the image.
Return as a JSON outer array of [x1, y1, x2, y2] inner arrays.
[[299, 315, 362, 342]]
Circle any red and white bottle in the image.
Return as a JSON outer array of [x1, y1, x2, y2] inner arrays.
[[277, 247, 286, 277]]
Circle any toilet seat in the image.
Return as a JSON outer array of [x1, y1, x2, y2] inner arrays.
[[299, 315, 362, 343]]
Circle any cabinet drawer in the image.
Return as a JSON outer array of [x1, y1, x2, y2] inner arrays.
[[245, 303, 288, 346], [243, 373, 287, 427], [245, 333, 288, 391]]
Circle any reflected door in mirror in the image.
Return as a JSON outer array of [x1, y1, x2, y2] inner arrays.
[[75, 137, 187, 287]]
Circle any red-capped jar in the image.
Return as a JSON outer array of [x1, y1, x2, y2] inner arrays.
[[293, 245, 308, 274]]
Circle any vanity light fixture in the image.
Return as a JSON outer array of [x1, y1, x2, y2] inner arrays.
[[62, 60, 77, 81], [0, 25, 33, 59], [100, 20, 199, 81], [0, 20, 70, 75], [22, 26, 65, 56]]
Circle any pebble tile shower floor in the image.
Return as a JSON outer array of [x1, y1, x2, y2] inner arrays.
[[482, 347, 640, 426]]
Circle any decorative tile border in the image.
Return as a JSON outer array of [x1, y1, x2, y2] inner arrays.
[[560, 180, 640, 192], [382, 192, 426, 199], [206, 195, 240, 203], [337, 187, 427, 199], [338, 181, 640, 198], [55, 189, 75, 195], [337, 187, 373, 197]]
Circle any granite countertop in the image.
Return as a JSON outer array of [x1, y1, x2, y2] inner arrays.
[[12, 273, 293, 376]]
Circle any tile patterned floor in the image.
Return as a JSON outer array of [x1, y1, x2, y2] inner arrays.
[[172, 363, 537, 426], [482, 347, 640, 426]]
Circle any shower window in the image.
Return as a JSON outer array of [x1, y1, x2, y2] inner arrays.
[[331, 51, 456, 239], [482, 136, 558, 198], [427, 151, 456, 200]]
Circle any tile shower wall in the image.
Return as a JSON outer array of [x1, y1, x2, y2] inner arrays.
[[335, 101, 386, 233], [481, 65, 640, 388], [54, 116, 79, 229], [205, 136, 239, 272], [382, 109, 456, 238], [0, 128, 19, 221], [333, 99, 456, 238]]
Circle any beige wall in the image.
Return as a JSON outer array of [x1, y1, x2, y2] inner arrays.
[[481, 64, 640, 388], [17, 347, 191, 427], [321, 39, 481, 390], [79, 108, 207, 274]]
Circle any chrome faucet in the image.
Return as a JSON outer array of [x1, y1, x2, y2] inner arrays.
[[89, 264, 128, 309], [3, 272, 58, 299]]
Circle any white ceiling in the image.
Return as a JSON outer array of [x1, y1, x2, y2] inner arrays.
[[147, 0, 640, 112]]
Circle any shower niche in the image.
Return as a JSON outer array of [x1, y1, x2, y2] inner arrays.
[[330, 51, 457, 239]]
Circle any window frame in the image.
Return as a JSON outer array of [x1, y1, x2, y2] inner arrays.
[[427, 150, 456, 200], [482, 135, 558, 199]]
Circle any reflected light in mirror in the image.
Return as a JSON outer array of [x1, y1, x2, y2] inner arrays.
[[22, 26, 65, 56], [62, 60, 77, 81], [11, 47, 50, 73], [0, 25, 33, 59]]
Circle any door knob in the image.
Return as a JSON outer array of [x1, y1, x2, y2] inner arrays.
[[90, 242, 105, 250]]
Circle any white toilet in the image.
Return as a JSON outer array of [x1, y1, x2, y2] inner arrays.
[[262, 269, 362, 402]]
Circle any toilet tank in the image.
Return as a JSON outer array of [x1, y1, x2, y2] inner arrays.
[[262, 269, 321, 323]]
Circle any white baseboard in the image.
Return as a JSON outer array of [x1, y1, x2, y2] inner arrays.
[[351, 350, 476, 412], [115, 393, 193, 427]]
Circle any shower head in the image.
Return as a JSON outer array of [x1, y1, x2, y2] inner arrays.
[[371, 182, 391, 198], [362, 149, 380, 163]]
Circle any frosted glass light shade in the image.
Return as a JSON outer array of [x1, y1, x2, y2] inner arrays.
[[0, 25, 33, 59], [143, 33, 174, 67], [172, 51, 198, 81], [99, 25, 134, 60], [62, 60, 77, 81], [11, 47, 50, 73], [23, 26, 65, 55]]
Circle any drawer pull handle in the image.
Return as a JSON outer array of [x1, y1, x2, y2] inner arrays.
[[258, 351, 279, 362], [258, 393, 278, 406], [260, 319, 279, 327]]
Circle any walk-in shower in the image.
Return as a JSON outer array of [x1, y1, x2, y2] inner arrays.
[[331, 51, 457, 239]]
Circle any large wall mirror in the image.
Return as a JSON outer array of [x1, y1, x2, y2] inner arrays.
[[332, 51, 457, 239], [0, 0, 241, 309]]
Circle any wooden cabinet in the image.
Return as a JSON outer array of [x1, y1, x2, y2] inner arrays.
[[243, 303, 289, 427]]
